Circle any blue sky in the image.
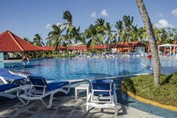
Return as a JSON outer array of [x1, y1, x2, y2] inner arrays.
[[1, 0, 177, 42]]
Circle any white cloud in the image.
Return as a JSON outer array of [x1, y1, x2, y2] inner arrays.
[[100, 9, 109, 17], [154, 19, 173, 28], [56, 22, 62, 26], [171, 9, 177, 17], [46, 22, 66, 30], [91, 11, 97, 18], [46, 24, 51, 30]]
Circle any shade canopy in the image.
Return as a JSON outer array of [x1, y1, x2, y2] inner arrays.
[[158, 43, 177, 47], [158, 43, 177, 56], [0, 30, 41, 52]]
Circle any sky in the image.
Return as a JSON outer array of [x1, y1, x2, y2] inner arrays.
[[1, 0, 177, 42]]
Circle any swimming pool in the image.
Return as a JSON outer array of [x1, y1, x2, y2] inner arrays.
[[2, 57, 151, 80]]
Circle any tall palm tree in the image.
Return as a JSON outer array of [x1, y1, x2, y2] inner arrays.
[[47, 24, 66, 50], [80, 33, 86, 45], [123, 15, 134, 32], [33, 34, 44, 46], [95, 18, 106, 44], [24, 38, 33, 44], [85, 24, 101, 48], [63, 10, 74, 51], [136, 0, 160, 86], [72, 26, 81, 44], [131, 26, 146, 42], [71, 26, 83, 50], [95, 18, 105, 32], [115, 20, 124, 42], [123, 15, 134, 52], [105, 22, 114, 45]]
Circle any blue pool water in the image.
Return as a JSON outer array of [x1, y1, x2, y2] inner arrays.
[[3, 57, 151, 80]]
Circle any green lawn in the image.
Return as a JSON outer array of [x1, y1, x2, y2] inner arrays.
[[121, 73, 177, 107]]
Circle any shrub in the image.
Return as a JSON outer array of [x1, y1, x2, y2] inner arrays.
[[122, 74, 177, 107]]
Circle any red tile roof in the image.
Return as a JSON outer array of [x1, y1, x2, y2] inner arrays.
[[92, 45, 110, 49], [0, 30, 41, 52], [37, 46, 54, 51]]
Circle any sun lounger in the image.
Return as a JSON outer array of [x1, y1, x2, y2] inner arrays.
[[0, 68, 26, 84], [84, 79, 118, 116], [18, 75, 71, 108], [0, 84, 20, 99]]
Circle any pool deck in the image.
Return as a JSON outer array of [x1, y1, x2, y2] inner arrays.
[[0, 88, 161, 118], [0, 97, 161, 118]]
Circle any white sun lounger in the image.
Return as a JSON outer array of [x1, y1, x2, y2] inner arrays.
[[84, 79, 118, 116], [0, 84, 20, 99], [18, 75, 71, 108]]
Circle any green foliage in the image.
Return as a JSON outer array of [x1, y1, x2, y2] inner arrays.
[[122, 74, 177, 107]]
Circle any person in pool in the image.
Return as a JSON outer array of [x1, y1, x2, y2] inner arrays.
[[22, 54, 29, 61]]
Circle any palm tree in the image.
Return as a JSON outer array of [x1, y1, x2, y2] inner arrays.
[[95, 18, 106, 44], [80, 33, 86, 45], [63, 10, 74, 52], [123, 15, 134, 32], [24, 38, 33, 44], [71, 26, 83, 51], [136, 0, 160, 86], [115, 20, 124, 42], [33, 34, 44, 46], [115, 20, 125, 52], [95, 18, 105, 32], [85, 24, 101, 48], [47, 24, 66, 50], [105, 22, 115, 45], [131, 26, 146, 42], [123, 15, 134, 52]]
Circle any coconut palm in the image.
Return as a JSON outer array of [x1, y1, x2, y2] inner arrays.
[[80, 33, 86, 45], [85, 24, 102, 48], [123, 15, 134, 52], [33, 34, 44, 46], [115, 20, 124, 42], [47, 24, 66, 50], [105, 22, 114, 45], [24, 38, 33, 44], [95, 18, 105, 32], [72, 26, 81, 44], [123, 15, 134, 32], [131, 26, 146, 41], [94, 18, 107, 44], [63, 10, 75, 51], [136, 0, 160, 86]]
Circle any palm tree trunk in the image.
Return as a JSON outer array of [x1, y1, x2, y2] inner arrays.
[[136, 0, 160, 86]]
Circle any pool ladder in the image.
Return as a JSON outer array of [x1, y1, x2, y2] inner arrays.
[[8, 64, 32, 75]]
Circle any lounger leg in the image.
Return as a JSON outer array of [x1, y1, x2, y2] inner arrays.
[[83, 104, 89, 114], [18, 97, 30, 105], [115, 105, 118, 116], [59, 83, 71, 94], [41, 92, 54, 108], [17, 90, 30, 105], [48, 92, 54, 108]]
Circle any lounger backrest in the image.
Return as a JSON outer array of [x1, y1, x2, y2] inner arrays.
[[28, 76, 49, 90], [90, 79, 114, 95]]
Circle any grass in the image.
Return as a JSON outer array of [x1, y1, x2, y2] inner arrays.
[[121, 73, 177, 107]]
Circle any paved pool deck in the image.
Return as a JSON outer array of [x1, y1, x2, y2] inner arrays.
[[0, 82, 163, 118], [0, 95, 161, 118], [1, 78, 177, 118]]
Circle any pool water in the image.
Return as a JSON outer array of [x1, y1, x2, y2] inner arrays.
[[3, 57, 151, 80]]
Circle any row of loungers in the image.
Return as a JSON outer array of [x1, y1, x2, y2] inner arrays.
[[0, 68, 118, 116]]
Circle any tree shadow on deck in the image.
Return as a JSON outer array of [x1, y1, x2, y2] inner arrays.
[[113, 77, 136, 116]]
